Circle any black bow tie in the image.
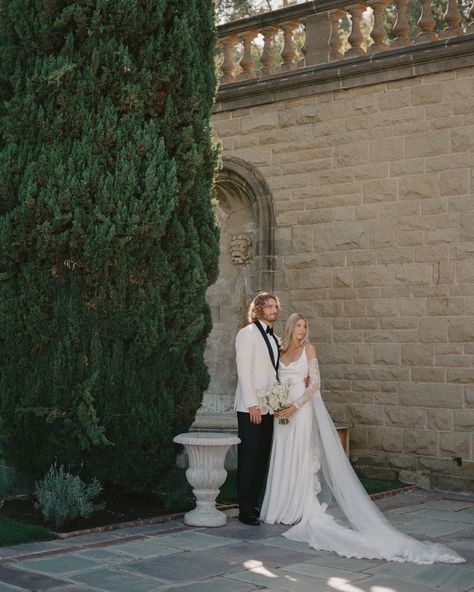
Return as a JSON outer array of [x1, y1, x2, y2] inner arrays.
[[266, 326, 273, 336]]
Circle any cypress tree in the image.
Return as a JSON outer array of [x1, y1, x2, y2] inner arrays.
[[0, 0, 219, 491]]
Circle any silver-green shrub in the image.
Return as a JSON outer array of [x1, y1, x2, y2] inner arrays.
[[34, 465, 104, 528]]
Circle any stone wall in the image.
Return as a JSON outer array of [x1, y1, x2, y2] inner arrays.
[[210, 65, 474, 490]]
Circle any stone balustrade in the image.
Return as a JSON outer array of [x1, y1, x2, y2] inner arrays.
[[217, 0, 474, 83]]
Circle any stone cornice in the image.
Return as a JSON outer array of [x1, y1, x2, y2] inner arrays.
[[214, 34, 474, 112]]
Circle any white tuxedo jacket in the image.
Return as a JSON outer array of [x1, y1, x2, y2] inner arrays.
[[234, 322, 279, 413]]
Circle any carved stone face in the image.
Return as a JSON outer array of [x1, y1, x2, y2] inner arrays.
[[230, 233, 253, 266]]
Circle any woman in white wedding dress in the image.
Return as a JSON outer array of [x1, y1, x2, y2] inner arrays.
[[260, 313, 464, 565]]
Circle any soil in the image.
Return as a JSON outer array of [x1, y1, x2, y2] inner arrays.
[[0, 490, 171, 534]]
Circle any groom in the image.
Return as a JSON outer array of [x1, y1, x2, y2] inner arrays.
[[234, 292, 280, 526]]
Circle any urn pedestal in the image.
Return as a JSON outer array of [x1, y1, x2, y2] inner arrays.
[[173, 432, 240, 527]]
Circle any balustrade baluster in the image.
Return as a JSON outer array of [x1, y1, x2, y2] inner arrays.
[[470, 0, 474, 32], [441, 0, 464, 37], [221, 35, 237, 83], [416, 0, 438, 43], [260, 27, 277, 76], [239, 32, 257, 80], [345, 3, 368, 58], [392, 0, 412, 47], [329, 9, 346, 61], [280, 21, 299, 72], [368, 0, 389, 52]]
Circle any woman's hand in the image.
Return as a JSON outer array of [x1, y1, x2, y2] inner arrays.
[[275, 404, 297, 420]]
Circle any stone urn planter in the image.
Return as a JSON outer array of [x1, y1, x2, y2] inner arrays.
[[173, 432, 240, 527]]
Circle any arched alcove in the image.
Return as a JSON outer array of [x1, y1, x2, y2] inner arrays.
[[193, 156, 275, 430]]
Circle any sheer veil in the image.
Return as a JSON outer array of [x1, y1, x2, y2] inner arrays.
[[283, 390, 465, 564]]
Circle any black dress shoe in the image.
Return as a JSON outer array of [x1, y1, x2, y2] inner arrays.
[[253, 506, 261, 518], [238, 514, 260, 526]]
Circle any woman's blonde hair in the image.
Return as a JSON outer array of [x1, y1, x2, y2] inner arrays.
[[281, 313, 310, 352], [248, 292, 281, 323]]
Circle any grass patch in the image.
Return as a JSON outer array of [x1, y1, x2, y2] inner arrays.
[[157, 468, 407, 511], [0, 516, 56, 547], [360, 477, 408, 495]]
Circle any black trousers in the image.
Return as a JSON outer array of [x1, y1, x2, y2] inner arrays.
[[237, 411, 273, 517]]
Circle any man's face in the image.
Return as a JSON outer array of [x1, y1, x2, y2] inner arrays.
[[261, 298, 279, 324]]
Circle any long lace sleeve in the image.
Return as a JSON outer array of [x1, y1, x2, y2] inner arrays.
[[294, 354, 320, 409]]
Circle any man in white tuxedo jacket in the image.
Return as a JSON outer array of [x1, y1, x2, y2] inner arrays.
[[235, 292, 280, 526]]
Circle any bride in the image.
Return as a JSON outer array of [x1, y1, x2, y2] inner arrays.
[[260, 313, 464, 564]]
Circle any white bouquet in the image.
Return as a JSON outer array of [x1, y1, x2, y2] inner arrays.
[[257, 379, 291, 425]]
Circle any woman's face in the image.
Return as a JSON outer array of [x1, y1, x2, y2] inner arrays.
[[293, 318, 307, 342]]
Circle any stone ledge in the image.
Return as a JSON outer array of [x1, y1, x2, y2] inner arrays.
[[215, 35, 474, 112]]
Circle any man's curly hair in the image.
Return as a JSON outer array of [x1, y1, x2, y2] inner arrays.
[[248, 292, 281, 323]]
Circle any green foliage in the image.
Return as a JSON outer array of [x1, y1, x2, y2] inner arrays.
[[0, 516, 56, 547], [34, 464, 103, 528], [0, 0, 219, 491]]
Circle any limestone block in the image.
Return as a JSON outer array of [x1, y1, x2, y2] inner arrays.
[[233, 133, 259, 149], [213, 117, 241, 137], [352, 380, 381, 393], [403, 430, 438, 455], [422, 198, 448, 215], [347, 404, 384, 426], [300, 268, 333, 289], [462, 261, 474, 283], [388, 454, 417, 470], [419, 318, 448, 343], [444, 78, 474, 101], [369, 137, 404, 163], [369, 107, 419, 129], [377, 248, 413, 264], [350, 425, 369, 449], [400, 297, 426, 317], [366, 298, 399, 317], [323, 344, 353, 364], [390, 158, 424, 177], [352, 318, 378, 330], [379, 88, 410, 111], [234, 146, 272, 168], [453, 409, 474, 431], [451, 126, 474, 153], [399, 174, 440, 200], [313, 222, 369, 252], [333, 268, 353, 288], [278, 111, 297, 128], [405, 132, 450, 158], [353, 344, 373, 365], [380, 317, 418, 330], [367, 427, 403, 452], [399, 382, 463, 408], [240, 113, 278, 133], [318, 301, 343, 317], [393, 263, 432, 286], [414, 245, 449, 262], [448, 318, 474, 342], [439, 432, 470, 458], [426, 409, 453, 431], [385, 406, 425, 428], [428, 297, 464, 316], [410, 83, 443, 105], [439, 169, 469, 197], [465, 386, 474, 408], [401, 344, 434, 366], [333, 330, 363, 343], [343, 300, 366, 317], [426, 228, 459, 244], [447, 368, 474, 384], [369, 220, 397, 249], [411, 367, 446, 383], [291, 225, 313, 253], [374, 343, 400, 366], [347, 250, 377, 266], [353, 265, 393, 288], [398, 230, 424, 246], [354, 163, 389, 181]]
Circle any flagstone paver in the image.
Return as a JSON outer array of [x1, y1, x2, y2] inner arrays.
[[0, 489, 473, 592]]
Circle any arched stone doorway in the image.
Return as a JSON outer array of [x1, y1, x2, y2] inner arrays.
[[193, 157, 275, 430]]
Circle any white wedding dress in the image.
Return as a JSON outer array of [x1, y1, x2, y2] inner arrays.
[[260, 348, 464, 564]]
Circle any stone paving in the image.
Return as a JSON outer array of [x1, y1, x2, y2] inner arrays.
[[0, 489, 474, 592]]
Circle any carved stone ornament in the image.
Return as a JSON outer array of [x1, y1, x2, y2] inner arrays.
[[230, 233, 253, 266]]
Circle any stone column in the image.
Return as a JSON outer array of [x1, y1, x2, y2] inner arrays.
[[303, 11, 332, 65], [440, 0, 464, 38], [221, 35, 237, 83], [368, 0, 389, 52], [345, 3, 368, 58], [392, 0, 412, 47]]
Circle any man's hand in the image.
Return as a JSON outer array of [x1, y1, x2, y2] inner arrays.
[[248, 405, 262, 424]]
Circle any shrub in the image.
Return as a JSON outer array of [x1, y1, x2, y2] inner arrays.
[[34, 465, 104, 528], [0, 0, 219, 491]]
